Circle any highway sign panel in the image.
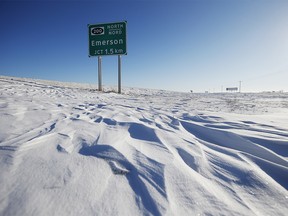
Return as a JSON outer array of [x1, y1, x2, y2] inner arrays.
[[88, 21, 127, 56]]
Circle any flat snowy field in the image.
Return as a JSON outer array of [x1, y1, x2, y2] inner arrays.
[[0, 76, 287, 216]]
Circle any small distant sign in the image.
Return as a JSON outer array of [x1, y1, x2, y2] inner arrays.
[[88, 21, 127, 56], [226, 87, 238, 92]]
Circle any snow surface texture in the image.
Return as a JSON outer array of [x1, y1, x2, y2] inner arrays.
[[0, 76, 288, 216]]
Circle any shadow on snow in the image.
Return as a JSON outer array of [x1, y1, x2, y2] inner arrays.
[[79, 143, 165, 215]]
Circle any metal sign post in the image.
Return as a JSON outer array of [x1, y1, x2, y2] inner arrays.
[[118, 55, 121, 94], [98, 56, 102, 91]]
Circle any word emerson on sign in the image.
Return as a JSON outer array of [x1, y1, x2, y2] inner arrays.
[[91, 39, 124, 46]]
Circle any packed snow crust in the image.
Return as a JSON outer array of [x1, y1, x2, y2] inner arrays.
[[0, 76, 287, 216]]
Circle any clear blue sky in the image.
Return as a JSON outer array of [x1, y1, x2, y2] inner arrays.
[[1, 0, 288, 92]]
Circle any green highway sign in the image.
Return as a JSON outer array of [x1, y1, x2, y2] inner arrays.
[[88, 21, 127, 56]]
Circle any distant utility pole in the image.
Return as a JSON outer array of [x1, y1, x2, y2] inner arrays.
[[239, 81, 242, 93]]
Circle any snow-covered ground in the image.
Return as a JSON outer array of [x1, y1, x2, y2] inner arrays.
[[0, 76, 287, 216]]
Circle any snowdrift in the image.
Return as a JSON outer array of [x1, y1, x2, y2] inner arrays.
[[0, 76, 287, 215]]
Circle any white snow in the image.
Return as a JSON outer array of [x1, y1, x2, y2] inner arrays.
[[0, 76, 287, 216]]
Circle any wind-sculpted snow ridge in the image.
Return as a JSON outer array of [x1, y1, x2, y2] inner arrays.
[[0, 76, 288, 216]]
